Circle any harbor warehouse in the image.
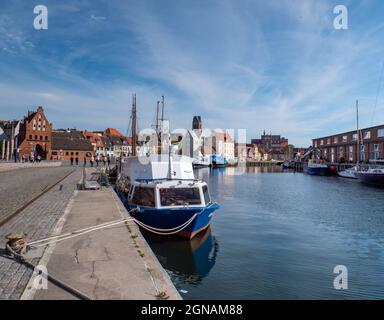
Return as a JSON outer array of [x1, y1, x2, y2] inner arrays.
[[312, 124, 384, 163]]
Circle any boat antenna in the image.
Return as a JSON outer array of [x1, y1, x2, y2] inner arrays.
[[167, 137, 174, 180], [131, 94, 137, 156]]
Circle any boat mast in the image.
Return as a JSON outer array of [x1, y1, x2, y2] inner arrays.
[[160, 95, 165, 154], [131, 94, 137, 156], [356, 99, 359, 165]]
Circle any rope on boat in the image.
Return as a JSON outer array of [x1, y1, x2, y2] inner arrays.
[[133, 213, 198, 235], [10, 205, 208, 251]]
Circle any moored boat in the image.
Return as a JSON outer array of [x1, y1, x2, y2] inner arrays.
[[211, 154, 228, 167], [304, 161, 336, 176], [116, 154, 220, 239], [193, 155, 211, 168], [337, 166, 358, 179], [355, 168, 384, 187]]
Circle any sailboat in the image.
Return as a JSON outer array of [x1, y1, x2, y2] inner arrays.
[[338, 100, 360, 179], [116, 95, 220, 239]]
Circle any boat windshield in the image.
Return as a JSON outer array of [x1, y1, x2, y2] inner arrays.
[[203, 185, 211, 205], [132, 186, 155, 207], [160, 187, 201, 206]]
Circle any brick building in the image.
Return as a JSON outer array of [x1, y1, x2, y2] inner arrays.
[[50, 130, 93, 161], [312, 124, 384, 163], [17, 106, 53, 160], [251, 130, 289, 160]]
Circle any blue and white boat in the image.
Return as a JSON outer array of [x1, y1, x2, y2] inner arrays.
[[116, 154, 220, 239], [304, 161, 336, 176], [211, 154, 228, 167]]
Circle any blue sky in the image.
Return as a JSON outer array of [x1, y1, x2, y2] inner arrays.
[[1, 0, 384, 146]]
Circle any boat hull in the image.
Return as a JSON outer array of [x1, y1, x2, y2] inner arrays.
[[117, 189, 219, 239], [211, 155, 228, 168], [355, 172, 384, 187], [337, 170, 357, 179], [304, 164, 336, 176]]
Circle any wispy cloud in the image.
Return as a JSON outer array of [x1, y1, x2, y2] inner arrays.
[[0, 0, 384, 146]]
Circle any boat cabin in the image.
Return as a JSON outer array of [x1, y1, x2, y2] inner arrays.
[[118, 178, 212, 209]]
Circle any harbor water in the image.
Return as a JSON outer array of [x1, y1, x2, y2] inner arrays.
[[143, 167, 384, 299]]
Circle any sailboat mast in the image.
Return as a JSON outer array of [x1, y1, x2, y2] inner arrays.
[[131, 94, 137, 156], [161, 95, 165, 125], [155, 100, 160, 135], [356, 99, 359, 164]]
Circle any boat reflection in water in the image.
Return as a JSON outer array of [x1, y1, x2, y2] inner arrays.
[[142, 227, 218, 287]]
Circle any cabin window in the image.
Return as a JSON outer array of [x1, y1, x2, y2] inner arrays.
[[132, 187, 155, 207], [160, 188, 201, 206], [203, 185, 211, 205], [363, 131, 371, 139], [378, 129, 384, 138], [342, 135, 348, 142]]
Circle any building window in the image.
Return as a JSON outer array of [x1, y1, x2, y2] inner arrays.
[[76, 152, 79, 155], [40, 136, 43, 140], [373, 143, 380, 160], [71, 152, 74, 156], [342, 135, 348, 142], [66, 152, 69, 156], [334, 137, 338, 144], [29, 135, 32, 139], [45, 136, 48, 140], [363, 131, 371, 139], [377, 129, 384, 138], [352, 133, 358, 141], [349, 145, 354, 162], [327, 138, 331, 145], [35, 135, 37, 140], [360, 145, 365, 161], [320, 140, 324, 146]]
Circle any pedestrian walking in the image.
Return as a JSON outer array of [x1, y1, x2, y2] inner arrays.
[[102, 156, 106, 166], [75, 157, 79, 165], [83, 157, 87, 167], [107, 155, 110, 167], [90, 155, 94, 167], [96, 155, 99, 167], [70, 157, 74, 166]]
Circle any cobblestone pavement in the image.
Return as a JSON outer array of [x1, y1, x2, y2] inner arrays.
[[0, 166, 75, 221], [0, 161, 62, 173], [0, 169, 82, 300]]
